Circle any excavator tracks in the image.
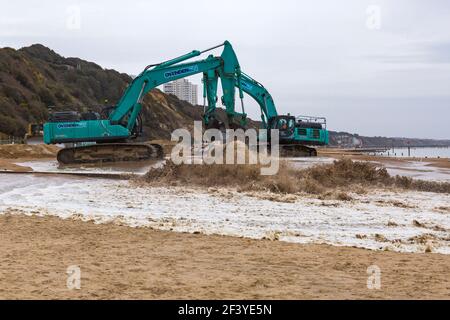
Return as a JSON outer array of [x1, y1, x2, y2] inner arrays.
[[57, 143, 164, 165], [279, 144, 317, 157]]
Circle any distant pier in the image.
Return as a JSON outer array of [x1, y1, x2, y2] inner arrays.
[[344, 147, 389, 153]]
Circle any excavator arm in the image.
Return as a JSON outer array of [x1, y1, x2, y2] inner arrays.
[[201, 42, 248, 129], [203, 71, 278, 128], [238, 72, 278, 128], [112, 56, 223, 130], [44, 41, 243, 164], [202, 68, 220, 127], [46, 53, 223, 144]]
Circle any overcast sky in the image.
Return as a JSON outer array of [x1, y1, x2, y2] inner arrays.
[[1, 0, 449, 139]]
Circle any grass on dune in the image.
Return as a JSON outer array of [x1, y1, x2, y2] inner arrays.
[[142, 157, 450, 196]]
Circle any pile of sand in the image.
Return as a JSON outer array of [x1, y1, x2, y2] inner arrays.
[[0, 144, 60, 159], [144, 140, 264, 186], [142, 158, 450, 196]]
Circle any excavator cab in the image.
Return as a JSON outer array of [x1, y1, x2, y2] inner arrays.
[[266, 115, 322, 156], [268, 115, 296, 142]]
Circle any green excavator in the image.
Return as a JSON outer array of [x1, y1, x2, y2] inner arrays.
[[44, 41, 328, 164], [44, 41, 244, 164], [202, 71, 328, 156]]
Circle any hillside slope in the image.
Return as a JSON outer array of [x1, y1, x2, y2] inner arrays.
[[330, 131, 450, 148], [0, 44, 242, 140], [0, 44, 448, 147]]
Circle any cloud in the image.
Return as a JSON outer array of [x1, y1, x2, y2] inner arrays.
[[0, 0, 449, 139], [365, 41, 450, 65], [426, 41, 450, 64]]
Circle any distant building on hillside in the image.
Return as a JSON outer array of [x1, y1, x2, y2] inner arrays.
[[332, 133, 363, 148], [163, 79, 198, 105]]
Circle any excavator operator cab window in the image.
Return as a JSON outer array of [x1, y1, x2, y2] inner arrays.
[[271, 117, 295, 131]]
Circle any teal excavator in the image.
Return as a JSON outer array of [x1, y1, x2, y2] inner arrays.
[[203, 71, 328, 156], [44, 41, 328, 163], [44, 41, 244, 163]]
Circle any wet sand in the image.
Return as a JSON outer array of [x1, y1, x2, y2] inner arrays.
[[0, 213, 449, 299], [0, 158, 32, 172], [1, 144, 448, 173], [318, 148, 450, 169], [1, 145, 449, 299], [0, 144, 59, 159]]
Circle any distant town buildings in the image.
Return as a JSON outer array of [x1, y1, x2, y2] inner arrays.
[[163, 79, 198, 105], [332, 133, 363, 148]]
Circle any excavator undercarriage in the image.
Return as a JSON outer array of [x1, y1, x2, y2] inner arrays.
[[56, 143, 164, 165], [278, 144, 318, 157]]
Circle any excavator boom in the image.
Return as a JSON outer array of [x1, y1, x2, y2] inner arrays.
[[44, 41, 242, 164]]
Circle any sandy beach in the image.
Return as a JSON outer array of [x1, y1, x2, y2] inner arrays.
[[0, 145, 449, 299], [1, 213, 449, 299], [2, 1, 450, 302]]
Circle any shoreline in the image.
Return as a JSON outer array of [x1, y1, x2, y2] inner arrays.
[[0, 145, 449, 299], [317, 149, 450, 172], [0, 143, 448, 173], [1, 213, 449, 299]]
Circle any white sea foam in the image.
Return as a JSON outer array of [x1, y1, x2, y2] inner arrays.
[[1, 174, 448, 254]]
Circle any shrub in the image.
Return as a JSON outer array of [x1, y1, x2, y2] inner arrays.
[[141, 158, 450, 195]]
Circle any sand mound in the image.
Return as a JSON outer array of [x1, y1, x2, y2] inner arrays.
[[146, 140, 264, 185], [0, 144, 60, 159], [142, 158, 450, 195]]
